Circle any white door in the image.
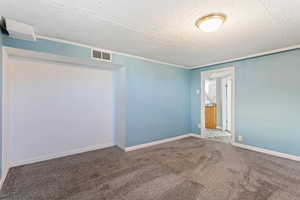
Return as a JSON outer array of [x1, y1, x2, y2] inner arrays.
[[8, 56, 114, 166]]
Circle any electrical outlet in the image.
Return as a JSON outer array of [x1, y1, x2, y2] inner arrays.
[[238, 135, 243, 142]]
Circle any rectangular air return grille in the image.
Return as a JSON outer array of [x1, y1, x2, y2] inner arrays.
[[91, 49, 112, 62]]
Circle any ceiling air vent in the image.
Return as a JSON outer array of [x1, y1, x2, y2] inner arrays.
[[91, 49, 112, 62]]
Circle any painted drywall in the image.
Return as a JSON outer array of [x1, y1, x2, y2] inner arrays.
[[2, 33, 300, 158], [114, 67, 127, 149], [8, 56, 114, 165], [190, 48, 300, 157], [2, 35, 191, 147], [3, 36, 91, 61], [190, 70, 201, 134], [2, 49, 10, 180], [113, 55, 190, 147], [0, 34, 3, 177], [216, 78, 222, 128]]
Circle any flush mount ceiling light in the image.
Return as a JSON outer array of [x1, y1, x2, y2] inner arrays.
[[195, 14, 226, 32]]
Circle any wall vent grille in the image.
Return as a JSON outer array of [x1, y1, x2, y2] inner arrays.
[[91, 49, 112, 62]]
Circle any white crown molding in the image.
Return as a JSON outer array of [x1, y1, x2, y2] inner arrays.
[[37, 35, 189, 69], [191, 44, 300, 69], [33, 36, 300, 70]]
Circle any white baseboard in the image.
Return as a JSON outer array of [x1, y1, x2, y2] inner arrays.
[[125, 134, 196, 152], [0, 167, 9, 189], [6, 135, 300, 184], [116, 144, 126, 151], [124, 133, 300, 163], [233, 142, 300, 162], [11, 142, 114, 167], [189, 133, 205, 138]]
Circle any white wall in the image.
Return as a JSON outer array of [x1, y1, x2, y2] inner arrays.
[[1, 49, 10, 182], [204, 79, 216, 104], [7, 56, 114, 166]]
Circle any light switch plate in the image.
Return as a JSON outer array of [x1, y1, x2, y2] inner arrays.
[[197, 123, 201, 129]]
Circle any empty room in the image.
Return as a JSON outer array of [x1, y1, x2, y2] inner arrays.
[[0, 0, 300, 199]]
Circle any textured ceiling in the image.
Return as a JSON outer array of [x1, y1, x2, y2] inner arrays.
[[1, 0, 300, 67]]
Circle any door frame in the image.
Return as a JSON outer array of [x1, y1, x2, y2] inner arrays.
[[221, 77, 233, 131], [200, 66, 235, 144]]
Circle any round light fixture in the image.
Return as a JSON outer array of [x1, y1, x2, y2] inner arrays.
[[195, 14, 226, 32]]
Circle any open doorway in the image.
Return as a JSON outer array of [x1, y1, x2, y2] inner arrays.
[[201, 67, 235, 144]]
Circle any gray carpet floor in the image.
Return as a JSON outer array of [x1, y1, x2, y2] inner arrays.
[[1, 137, 300, 200]]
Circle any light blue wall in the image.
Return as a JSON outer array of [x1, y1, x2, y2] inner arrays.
[[190, 49, 300, 157], [190, 69, 201, 134], [2, 36, 91, 60], [2, 35, 191, 147], [5, 34, 300, 156], [113, 55, 190, 146]]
